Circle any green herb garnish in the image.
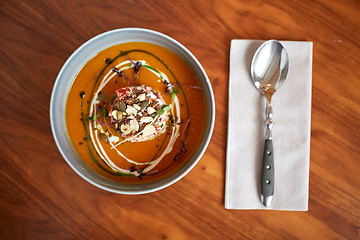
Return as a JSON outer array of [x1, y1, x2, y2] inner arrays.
[[156, 105, 170, 116], [162, 105, 170, 112], [171, 88, 179, 100], [143, 65, 159, 73], [101, 107, 108, 118]]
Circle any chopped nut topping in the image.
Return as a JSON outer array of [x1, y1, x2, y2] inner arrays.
[[109, 86, 169, 142], [133, 104, 141, 111], [143, 124, 156, 136], [111, 110, 119, 120], [130, 119, 139, 131], [126, 106, 137, 115], [140, 116, 153, 123], [147, 107, 156, 115], [138, 93, 146, 101], [108, 136, 119, 142], [111, 110, 122, 120], [121, 124, 132, 134]]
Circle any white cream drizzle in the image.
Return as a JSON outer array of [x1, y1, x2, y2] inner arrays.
[[142, 97, 181, 173], [88, 59, 181, 176]]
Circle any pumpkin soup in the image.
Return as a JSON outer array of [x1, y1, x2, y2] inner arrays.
[[65, 42, 206, 183]]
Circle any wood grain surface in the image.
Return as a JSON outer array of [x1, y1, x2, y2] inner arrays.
[[1, 0, 359, 239]]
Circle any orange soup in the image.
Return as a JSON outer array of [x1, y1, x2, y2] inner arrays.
[[65, 42, 206, 183]]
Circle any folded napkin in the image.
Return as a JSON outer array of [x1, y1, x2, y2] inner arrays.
[[225, 40, 313, 211]]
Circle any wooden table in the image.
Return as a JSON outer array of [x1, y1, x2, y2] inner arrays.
[[1, 0, 359, 239]]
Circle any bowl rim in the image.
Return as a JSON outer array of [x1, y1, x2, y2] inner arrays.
[[50, 27, 215, 194]]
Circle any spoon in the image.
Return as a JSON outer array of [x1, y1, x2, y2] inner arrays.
[[251, 40, 289, 207]]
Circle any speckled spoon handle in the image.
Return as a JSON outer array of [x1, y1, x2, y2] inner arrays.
[[260, 139, 274, 207], [260, 103, 274, 207]]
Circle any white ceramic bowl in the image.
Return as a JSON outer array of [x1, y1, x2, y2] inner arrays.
[[50, 28, 215, 194]]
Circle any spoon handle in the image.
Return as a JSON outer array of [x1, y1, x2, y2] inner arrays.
[[261, 101, 274, 207], [260, 139, 274, 207]]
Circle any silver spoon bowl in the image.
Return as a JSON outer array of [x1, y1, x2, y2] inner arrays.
[[251, 40, 289, 207]]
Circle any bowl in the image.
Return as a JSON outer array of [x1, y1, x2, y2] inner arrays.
[[50, 28, 215, 194]]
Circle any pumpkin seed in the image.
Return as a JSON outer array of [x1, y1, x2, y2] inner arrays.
[[109, 94, 116, 105], [141, 100, 149, 110], [117, 101, 126, 112], [96, 93, 107, 102]]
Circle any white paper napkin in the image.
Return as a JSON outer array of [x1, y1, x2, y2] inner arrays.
[[225, 40, 313, 211]]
